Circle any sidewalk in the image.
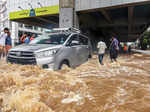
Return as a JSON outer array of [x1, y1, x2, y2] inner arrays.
[[132, 49, 150, 55]]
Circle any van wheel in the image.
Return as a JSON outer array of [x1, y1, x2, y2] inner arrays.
[[59, 60, 70, 70]]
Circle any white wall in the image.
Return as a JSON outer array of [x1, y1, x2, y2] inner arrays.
[[7, 0, 59, 12], [76, 0, 150, 11]]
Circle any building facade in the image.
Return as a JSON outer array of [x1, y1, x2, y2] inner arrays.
[[11, 23, 46, 45], [7, 0, 58, 13], [7, 0, 150, 44], [7, 0, 59, 20], [0, 0, 49, 46], [0, 0, 10, 33], [6, 0, 59, 45]]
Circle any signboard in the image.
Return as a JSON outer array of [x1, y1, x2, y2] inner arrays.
[[9, 5, 59, 20]]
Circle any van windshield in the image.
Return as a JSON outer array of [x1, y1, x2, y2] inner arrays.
[[29, 34, 69, 45]]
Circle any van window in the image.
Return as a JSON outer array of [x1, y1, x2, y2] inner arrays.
[[67, 34, 80, 46], [30, 34, 69, 45], [79, 35, 88, 45]]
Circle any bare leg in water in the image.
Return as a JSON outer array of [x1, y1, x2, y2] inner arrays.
[[0, 47, 6, 59]]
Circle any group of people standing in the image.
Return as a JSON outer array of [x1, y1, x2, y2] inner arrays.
[[0, 28, 12, 59], [20, 33, 35, 44], [0, 29, 36, 60], [97, 36, 119, 65], [121, 43, 132, 54]]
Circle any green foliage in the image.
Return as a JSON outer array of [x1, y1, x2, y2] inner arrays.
[[142, 31, 150, 45]]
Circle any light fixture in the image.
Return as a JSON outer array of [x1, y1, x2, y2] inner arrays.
[[18, 6, 24, 10], [37, 2, 42, 7]]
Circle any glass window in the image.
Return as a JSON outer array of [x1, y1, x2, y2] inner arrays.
[[24, 24, 33, 30], [66, 34, 80, 46], [34, 26, 38, 30], [30, 34, 69, 45], [41, 28, 43, 32], [19, 23, 23, 28], [79, 35, 88, 45]]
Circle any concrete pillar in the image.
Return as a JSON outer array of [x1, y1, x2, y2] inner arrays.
[[59, 0, 74, 8], [74, 9, 79, 28], [11, 22, 19, 46], [59, 0, 79, 28]]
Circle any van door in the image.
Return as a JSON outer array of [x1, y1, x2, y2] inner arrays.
[[66, 34, 83, 67], [79, 35, 89, 63]]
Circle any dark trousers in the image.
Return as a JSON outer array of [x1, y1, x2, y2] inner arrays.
[[98, 54, 104, 65], [110, 50, 118, 61]]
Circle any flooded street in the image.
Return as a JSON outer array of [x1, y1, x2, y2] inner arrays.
[[0, 54, 150, 112]]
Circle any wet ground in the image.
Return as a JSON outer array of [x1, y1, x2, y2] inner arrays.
[[0, 54, 150, 112]]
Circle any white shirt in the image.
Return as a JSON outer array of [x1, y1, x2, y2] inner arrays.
[[97, 41, 107, 54], [0, 33, 7, 46]]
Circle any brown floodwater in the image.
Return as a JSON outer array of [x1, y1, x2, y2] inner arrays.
[[0, 54, 150, 112]]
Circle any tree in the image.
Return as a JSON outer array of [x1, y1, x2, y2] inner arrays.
[[140, 31, 150, 50]]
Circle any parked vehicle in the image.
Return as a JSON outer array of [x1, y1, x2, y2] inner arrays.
[[7, 28, 92, 70]]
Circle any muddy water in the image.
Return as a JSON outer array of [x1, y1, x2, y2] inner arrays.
[[0, 54, 150, 112]]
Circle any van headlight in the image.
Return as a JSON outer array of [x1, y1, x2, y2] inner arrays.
[[36, 50, 57, 58]]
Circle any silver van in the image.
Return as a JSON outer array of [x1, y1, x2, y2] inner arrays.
[[7, 28, 92, 70]]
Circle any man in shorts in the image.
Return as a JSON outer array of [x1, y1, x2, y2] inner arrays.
[[97, 39, 107, 65]]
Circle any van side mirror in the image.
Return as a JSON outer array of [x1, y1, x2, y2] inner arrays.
[[71, 40, 79, 46]]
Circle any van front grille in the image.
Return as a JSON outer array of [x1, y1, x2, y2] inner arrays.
[[7, 51, 36, 65]]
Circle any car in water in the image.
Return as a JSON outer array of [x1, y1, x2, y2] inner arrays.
[[7, 28, 92, 70]]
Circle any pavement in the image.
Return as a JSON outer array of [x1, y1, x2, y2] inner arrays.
[[132, 49, 150, 55]]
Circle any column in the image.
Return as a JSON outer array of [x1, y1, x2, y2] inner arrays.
[[59, 0, 79, 28]]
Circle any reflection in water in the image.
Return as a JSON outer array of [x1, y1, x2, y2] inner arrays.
[[0, 54, 150, 112]]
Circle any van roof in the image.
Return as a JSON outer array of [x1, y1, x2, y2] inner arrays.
[[51, 27, 80, 34]]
